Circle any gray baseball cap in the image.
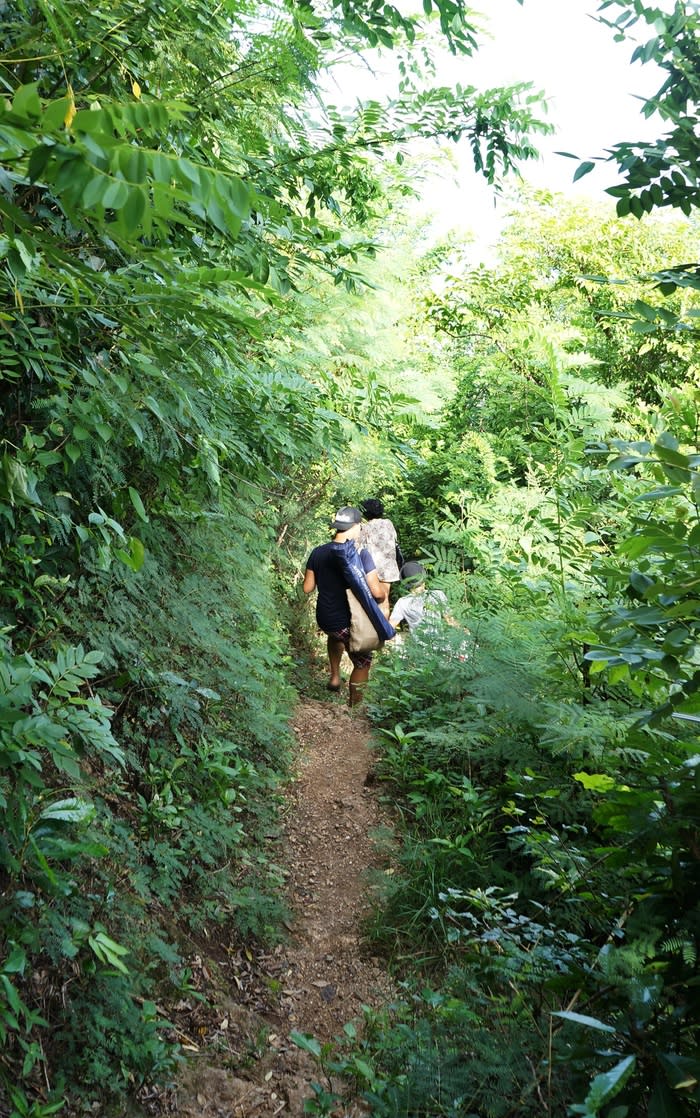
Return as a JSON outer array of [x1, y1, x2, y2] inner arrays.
[[333, 506, 362, 531], [400, 561, 425, 583]]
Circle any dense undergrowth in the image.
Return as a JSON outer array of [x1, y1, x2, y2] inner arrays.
[[293, 39, 700, 1106], [308, 214, 700, 1118], [0, 0, 554, 1106], [304, 394, 700, 1115], [3, 0, 700, 1115], [1, 492, 297, 1115]]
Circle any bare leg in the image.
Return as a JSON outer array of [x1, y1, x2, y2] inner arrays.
[[327, 636, 344, 689], [348, 665, 370, 706]]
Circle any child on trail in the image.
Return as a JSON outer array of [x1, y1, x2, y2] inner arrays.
[[388, 561, 452, 634], [389, 561, 472, 662]]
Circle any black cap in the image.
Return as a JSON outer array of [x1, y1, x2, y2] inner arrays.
[[333, 506, 362, 531]]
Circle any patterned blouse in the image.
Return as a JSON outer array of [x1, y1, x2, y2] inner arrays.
[[359, 518, 401, 582]]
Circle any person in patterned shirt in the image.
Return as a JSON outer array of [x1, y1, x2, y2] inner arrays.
[[358, 498, 402, 618]]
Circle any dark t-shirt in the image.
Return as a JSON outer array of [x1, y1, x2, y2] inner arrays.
[[306, 542, 376, 632]]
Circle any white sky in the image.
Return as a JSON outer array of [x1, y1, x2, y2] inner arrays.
[[458, 0, 662, 187], [326, 0, 666, 247]]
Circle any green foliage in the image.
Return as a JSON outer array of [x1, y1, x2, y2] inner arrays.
[[53, 979, 179, 1098], [427, 191, 700, 404], [0, 0, 552, 1107], [584, 398, 700, 719], [595, 0, 700, 220], [360, 593, 700, 1113], [305, 983, 563, 1117], [9, 2, 695, 1116], [346, 173, 700, 1116]]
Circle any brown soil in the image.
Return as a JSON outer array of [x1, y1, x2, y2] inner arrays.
[[157, 696, 395, 1118]]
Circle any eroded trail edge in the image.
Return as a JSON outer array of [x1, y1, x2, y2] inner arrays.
[[173, 698, 394, 1118]]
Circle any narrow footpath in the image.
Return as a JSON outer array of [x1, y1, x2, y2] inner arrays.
[[168, 697, 395, 1118]]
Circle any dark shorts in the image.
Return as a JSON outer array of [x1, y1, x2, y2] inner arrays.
[[327, 627, 373, 670]]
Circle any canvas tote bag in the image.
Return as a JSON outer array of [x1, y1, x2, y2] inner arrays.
[[346, 589, 384, 653]]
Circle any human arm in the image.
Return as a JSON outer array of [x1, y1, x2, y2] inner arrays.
[[303, 568, 316, 594], [366, 568, 386, 603], [389, 597, 407, 627], [360, 547, 386, 602]]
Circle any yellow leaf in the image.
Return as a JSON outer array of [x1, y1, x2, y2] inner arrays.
[[674, 1077, 698, 1092], [14, 285, 24, 314], [64, 84, 76, 129], [132, 80, 142, 100]]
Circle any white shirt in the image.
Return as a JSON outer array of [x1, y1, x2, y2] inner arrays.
[[389, 589, 448, 632]]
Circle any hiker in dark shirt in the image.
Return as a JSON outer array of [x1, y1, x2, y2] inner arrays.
[[303, 506, 386, 705]]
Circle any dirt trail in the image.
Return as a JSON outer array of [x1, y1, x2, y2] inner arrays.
[[169, 697, 395, 1118]]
